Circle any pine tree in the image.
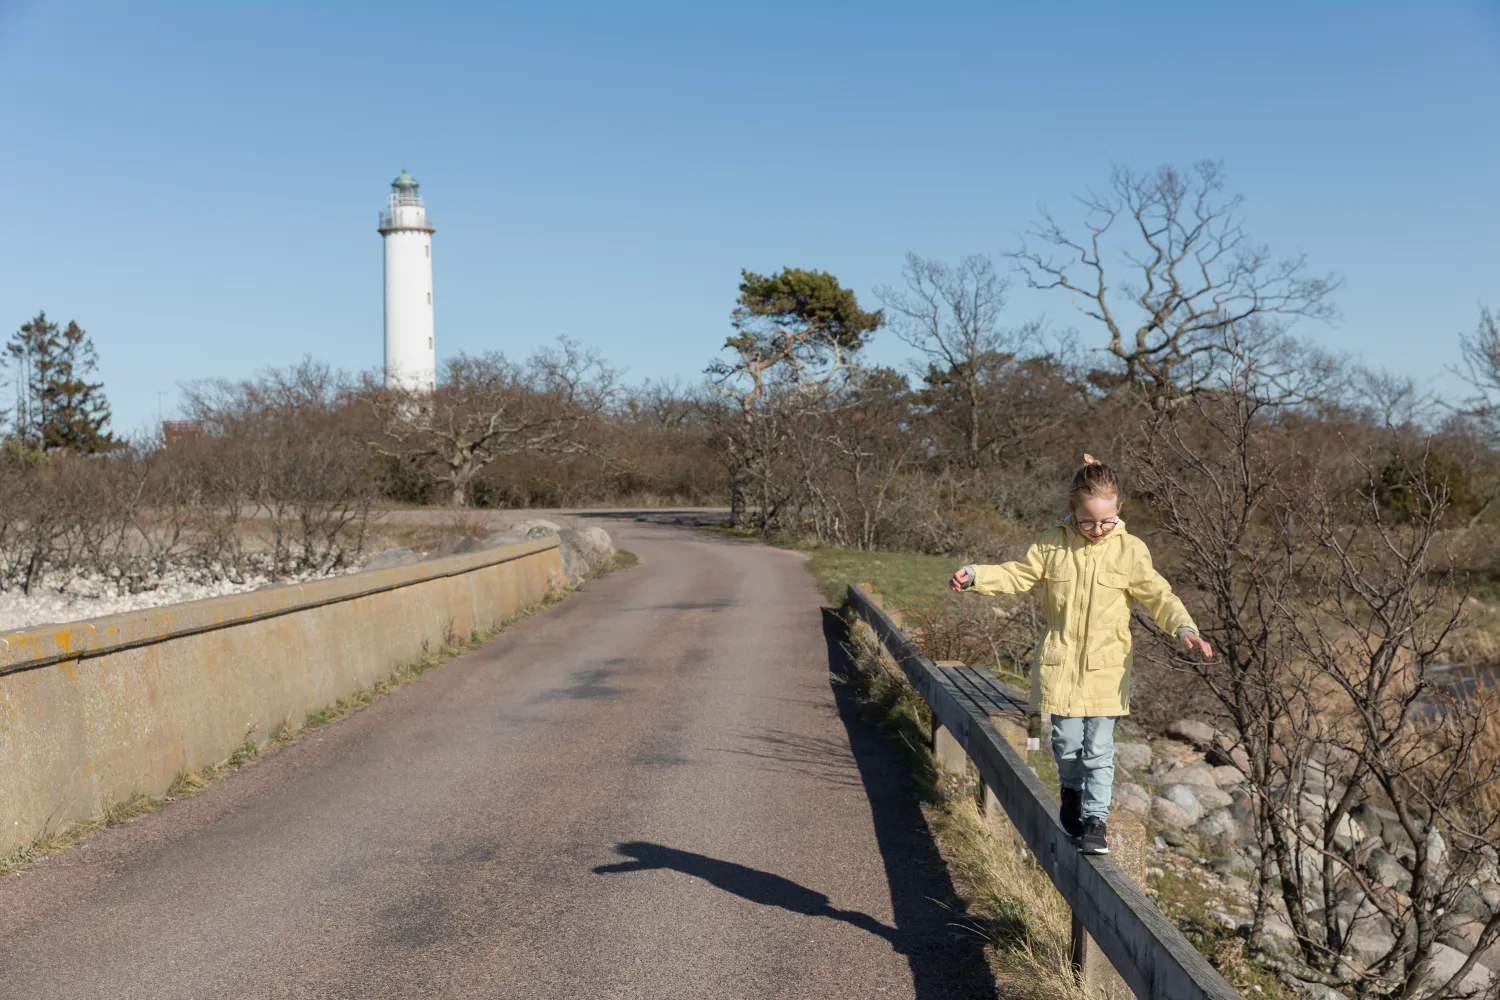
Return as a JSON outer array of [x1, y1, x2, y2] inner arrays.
[[5, 312, 115, 453]]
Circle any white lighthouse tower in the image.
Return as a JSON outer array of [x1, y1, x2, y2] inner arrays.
[[378, 169, 436, 392]]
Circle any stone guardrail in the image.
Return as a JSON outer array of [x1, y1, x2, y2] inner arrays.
[[847, 583, 1240, 1000], [0, 536, 564, 855]]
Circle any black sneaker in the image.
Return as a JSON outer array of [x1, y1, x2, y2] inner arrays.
[[1079, 817, 1109, 855], [1059, 787, 1084, 839]]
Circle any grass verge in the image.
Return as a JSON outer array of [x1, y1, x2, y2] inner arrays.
[[703, 526, 957, 611], [0, 585, 572, 880], [606, 549, 640, 574]]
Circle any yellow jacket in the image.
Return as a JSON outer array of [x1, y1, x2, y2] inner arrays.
[[961, 521, 1196, 717]]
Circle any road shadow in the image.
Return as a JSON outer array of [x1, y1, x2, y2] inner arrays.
[[594, 842, 897, 945], [818, 606, 1002, 1000]]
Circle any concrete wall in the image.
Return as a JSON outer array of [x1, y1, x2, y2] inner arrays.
[[0, 537, 563, 855]]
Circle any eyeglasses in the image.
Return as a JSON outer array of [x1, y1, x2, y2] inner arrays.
[[1075, 518, 1121, 533]]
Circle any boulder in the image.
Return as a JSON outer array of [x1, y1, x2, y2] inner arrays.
[[482, 528, 529, 548], [1206, 742, 1253, 773], [1344, 922, 1398, 969], [561, 526, 614, 572], [1422, 942, 1494, 994], [557, 540, 589, 587], [1246, 913, 1298, 954], [1282, 978, 1349, 1000], [1113, 782, 1151, 816], [430, 534, 484, 557], [1331, 889, 1400, 966], [1428, 827, 1449, 875], [1350, 802, 1414, 854], [1365, 848, 1413, 894], [1298, 792, 1366, 850], [1193, 785, 1234, 812], [360, 547, 421, 571], [1170, 763, 1220, 789], [1166, 719, 1217, 748], [1114, 741, 1152, 772], [1160, 784, 1205, 825], [1269, 842, 1329, 897], [1450, 884, 1492, 922], [551, 526, 616, 586], [1438, 916, 1485, 953], [1151, 796, 1196, 831], [1211, 765, 1245, 787], [1159, 827, 1190, 848], [511, 518, 563, 538], [1194, 809, 1239, 841], [1229, 789, 1257, 824]]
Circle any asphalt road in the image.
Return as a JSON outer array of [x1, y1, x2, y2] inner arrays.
[[0, 515, 999, 1000]]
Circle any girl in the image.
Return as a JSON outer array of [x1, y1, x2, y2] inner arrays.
[[949, 455, 1212, 854]]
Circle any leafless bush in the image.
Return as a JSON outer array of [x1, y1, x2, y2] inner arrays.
[[182, 359, 381, 578], [367, 339, 616, 509]]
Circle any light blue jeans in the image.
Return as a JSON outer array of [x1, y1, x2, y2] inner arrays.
[[1051, 716, 1116, 820]]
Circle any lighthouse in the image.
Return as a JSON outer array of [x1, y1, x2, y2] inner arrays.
[[378, 169, 436, 392]]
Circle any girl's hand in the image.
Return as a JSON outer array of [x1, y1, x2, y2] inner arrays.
[[949, 567, 972, 592], [1180, 631, 1214, 660]]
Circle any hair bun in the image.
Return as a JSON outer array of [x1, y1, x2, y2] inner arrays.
[[1083, 453, 1099, 466]]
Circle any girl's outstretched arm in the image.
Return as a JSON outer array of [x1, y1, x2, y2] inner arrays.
[[1126, 540, 1213, 659], [951, 543, 1046, 596]]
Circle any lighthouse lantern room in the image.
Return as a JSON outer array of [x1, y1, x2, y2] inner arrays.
[[378, 169, 436, 392]]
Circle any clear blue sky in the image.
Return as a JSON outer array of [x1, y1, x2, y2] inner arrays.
[[2, 2, 1497, 436]]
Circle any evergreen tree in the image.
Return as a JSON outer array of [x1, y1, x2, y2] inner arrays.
[[5, 312, 115, 452]]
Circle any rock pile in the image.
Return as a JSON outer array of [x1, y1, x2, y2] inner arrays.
[[1118, 719, 1500, 997]]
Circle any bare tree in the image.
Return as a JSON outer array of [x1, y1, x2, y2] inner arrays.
[[876, 253, 1045, 465], [1010, 161, 1339, 401], [368, 339, 616, 507], [780, 367, 917, 550]]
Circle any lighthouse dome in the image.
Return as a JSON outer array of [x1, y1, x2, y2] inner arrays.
[[392, 169, 419, 191]]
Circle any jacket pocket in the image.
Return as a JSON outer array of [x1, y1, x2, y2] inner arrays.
[[1042, 565, 1074, 625], [1096, 569, 1130, 592]]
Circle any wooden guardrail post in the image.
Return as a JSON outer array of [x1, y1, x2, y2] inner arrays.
[[1026, 710, 1044, 752], [1073, 811, 1151, 998], [931, 661, 968, 775]]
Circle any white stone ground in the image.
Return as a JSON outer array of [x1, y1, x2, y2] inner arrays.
[[0, 566, 357, 634]]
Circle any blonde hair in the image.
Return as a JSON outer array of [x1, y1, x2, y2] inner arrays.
[[1068, 453, 1122, 506]]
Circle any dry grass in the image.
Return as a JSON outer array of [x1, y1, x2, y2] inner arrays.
[[608, 549, 641, 573], [0, 584, 571, 881], [1470, 682, 1500, 818]]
